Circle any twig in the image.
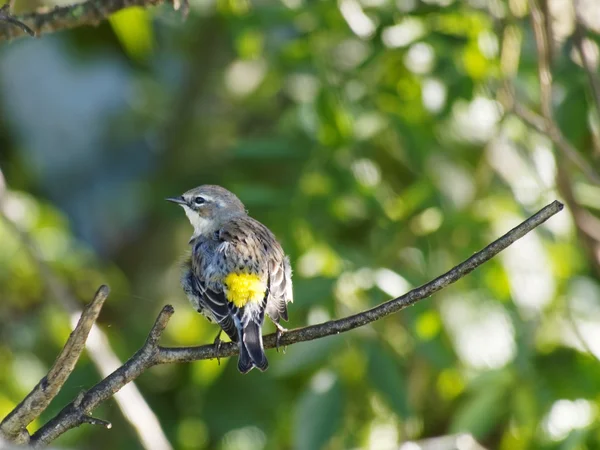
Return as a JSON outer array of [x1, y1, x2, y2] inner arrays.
[[0, 0, 185, 42], [540, 0, 555, 64], [23, 200, 563, 446], [0, 287, 109, 443], [529, 0, 553, 119], [30, 306, 175, 447], [509, 99, 600, 184], [0, 4, 34, 37]]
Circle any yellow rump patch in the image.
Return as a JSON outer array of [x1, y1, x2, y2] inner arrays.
[[224, 273, 266, 308]]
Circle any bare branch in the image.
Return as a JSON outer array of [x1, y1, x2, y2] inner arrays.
[[146, 305, 175, 348], [0, 4, 34, 37], [0, 0, 185, 42], [0, 286, 109, 443], [529, 0, 553, 119], [509, 99, 600, 184], [23, 200, 563, 446]]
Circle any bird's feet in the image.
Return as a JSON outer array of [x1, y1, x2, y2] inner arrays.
[[274, 322, 288, 353], [213, 330, 223, 365]]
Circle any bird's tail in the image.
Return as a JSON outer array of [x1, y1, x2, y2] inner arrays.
[[238, 321, 268, 373]]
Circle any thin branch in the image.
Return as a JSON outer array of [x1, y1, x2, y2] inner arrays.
[[529, 0, 553, 119], [25, 200, 563, 446], [0, 0, 185, 42], [509, 99, 600, 184], [0, 287, 109, 443], [0, 4, 34, 36], [540, 0, 554, 65]]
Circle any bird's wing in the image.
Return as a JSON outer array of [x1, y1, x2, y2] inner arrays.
[[187, 250, 238, 342], [265, 255, 292, 322]]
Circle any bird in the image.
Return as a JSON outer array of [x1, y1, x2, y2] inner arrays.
[[167, 185, 293, 373]]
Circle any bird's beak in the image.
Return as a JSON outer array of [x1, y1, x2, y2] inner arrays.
[[166, 196, 187, 206]]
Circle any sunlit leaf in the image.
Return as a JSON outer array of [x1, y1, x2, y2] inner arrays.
[[367, 342, 409, 418], [294, 375, 343, 450], [450, 370, 514, 439], [109, 7, 153, 62]]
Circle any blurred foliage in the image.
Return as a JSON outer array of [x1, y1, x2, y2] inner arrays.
[[1, 0, 600, 448]]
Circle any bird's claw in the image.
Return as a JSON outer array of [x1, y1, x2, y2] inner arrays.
[[213, 332, 223, 365], [275, 323, 288, 353]]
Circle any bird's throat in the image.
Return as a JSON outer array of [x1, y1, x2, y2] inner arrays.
[[183, 206, 214, 238]]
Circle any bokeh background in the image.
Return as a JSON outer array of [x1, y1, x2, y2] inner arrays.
[[1, 0, 600, 448]]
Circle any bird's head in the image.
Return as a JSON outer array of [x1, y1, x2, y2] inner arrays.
[[167, 185, 247, 237]]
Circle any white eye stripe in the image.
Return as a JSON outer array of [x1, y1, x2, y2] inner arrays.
[[187, 194, 214, 204]]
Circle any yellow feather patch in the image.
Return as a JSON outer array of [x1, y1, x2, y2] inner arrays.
[[224, 273, 266, 308]]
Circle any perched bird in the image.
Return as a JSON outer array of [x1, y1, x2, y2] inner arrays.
[[167, 185, 293, 373]]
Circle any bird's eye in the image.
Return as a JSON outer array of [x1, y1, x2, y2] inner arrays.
[[194, 196, 206, 205]]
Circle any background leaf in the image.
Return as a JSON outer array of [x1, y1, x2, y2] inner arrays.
[[293, 375, 343, 450]]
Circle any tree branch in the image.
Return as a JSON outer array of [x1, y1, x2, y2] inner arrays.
[[529, 0, 553, 120], [508, 99, 600, 184], [12, 199, 562, 447], [0, 4, 34, 37], [0, 287, 109, 444], [0, 0, 185, 43]]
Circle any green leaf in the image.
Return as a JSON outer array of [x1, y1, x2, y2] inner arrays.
[[367, 342, 410, 417], [109, 7, 153, 62], [294, 375, 343, 450], [450, 370, 513, 439], [535, 348, 600, 399], [555, 83, 589, 147]]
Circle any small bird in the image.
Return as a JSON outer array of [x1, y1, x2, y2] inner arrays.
[[167, 185, 293, 373]]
